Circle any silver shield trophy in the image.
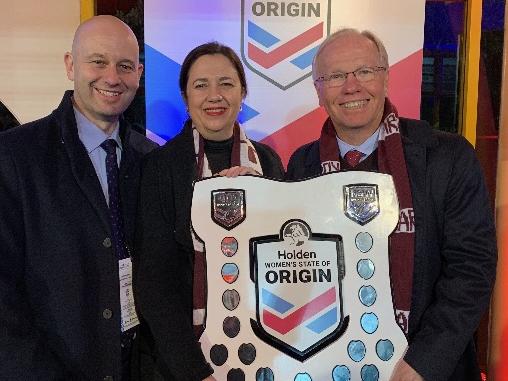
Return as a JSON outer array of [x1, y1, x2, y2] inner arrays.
[[192, 172, 407, 381]]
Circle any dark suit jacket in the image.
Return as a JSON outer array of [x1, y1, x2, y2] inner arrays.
[[134, 123, 285, 381], [286, 117, 497, 381], [0, 91, 157, 380]]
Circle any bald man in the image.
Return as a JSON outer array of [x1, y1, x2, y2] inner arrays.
[[0, 16, 157, 380]]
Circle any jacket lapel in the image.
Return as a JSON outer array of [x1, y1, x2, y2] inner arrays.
[[57, 92, 111, 234], [172, 123, 198, 249]]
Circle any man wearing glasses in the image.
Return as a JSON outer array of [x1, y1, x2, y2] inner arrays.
[[287, 28, 496, 381]]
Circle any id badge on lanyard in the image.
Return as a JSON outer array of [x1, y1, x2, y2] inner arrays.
[[119, 257, 139, 332]]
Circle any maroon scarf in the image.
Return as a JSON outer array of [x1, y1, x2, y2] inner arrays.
[[191, 123, 262, 336], [319, 99, 414, 333]]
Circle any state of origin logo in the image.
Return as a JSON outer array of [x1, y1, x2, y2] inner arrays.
[[241, 1, 331, 90]]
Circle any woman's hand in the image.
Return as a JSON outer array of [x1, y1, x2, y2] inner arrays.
[[217, 166, 260, 177], [203, 376, 217, 381]]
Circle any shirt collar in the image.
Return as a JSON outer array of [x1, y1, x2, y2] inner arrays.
[[336, 125, 381, 158], [74, 107, 122, 154]]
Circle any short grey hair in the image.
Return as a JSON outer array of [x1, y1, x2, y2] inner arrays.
[[312, 28, 389, 80]]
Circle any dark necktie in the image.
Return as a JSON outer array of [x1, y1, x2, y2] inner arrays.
[[344, 149, 365, 167], [100, 139, 128, 260], [100, 139, 133, 380]]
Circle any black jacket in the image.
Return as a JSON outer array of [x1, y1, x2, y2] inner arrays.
[[286, 117, 497, 381], [134, 123, 284, 381], [0, 91, 157, 380]]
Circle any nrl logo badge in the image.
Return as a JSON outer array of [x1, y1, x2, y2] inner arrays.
[[211, 189, 246, 230], [343, 184, 380, 225], [250, 219, 348, 361], [241, 0, 331, 90]]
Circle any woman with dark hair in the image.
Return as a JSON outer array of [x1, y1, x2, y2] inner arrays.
[[134, 42, 284, 380]]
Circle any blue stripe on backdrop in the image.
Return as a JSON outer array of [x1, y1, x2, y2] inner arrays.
[[145, 44, 186, 141], [248, 21, 280, 48], [291, 46, 320, 69]]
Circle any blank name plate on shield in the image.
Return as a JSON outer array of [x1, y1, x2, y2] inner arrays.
[[191, 171, 408, 381]]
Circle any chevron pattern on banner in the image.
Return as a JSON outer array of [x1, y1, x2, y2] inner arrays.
[[248, 22, 323, 69]]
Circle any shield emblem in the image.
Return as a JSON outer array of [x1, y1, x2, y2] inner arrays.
[[241, 0, 331, 90], [344, 184, 380, 225], [250, 220, 347, 361], [211, 189, 246, 230]]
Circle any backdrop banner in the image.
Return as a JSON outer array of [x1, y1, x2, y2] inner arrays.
[[144, 1, 426, 165]]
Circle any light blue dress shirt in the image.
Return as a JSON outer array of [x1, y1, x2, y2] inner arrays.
[[74, 107, 122, 205], [336, 126, 381, 163]]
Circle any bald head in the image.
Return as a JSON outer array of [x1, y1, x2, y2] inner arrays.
[[312, 28, 388, 81], [72, 15, 139, 59], [64, 15, 143, 134]]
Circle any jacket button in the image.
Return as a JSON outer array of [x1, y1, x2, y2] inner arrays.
[[102, 237, 112, 248], [103, 376, 113, 381], [103, 309, 113, 319]]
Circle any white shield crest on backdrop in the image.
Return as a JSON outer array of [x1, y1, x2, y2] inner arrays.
[[241, 0, 331, 90]]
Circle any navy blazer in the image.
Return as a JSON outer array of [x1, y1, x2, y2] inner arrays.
[[286, 117, 497, 381], [0, 91, 157, 380]]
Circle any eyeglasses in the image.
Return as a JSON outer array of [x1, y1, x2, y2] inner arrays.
[[314, 66, 387, 88]]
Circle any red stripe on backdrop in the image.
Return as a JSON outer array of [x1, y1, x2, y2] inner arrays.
[[387, 50, 423, 120], [261, 107, 328, 168], [261, 49, 424, 168], [248, 22, 324, 69]]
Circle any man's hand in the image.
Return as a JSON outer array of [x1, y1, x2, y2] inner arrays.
[[203, 376, 217, 381], [217, 166, 260, 177], [389, 359, 424, 381]]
